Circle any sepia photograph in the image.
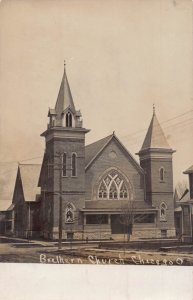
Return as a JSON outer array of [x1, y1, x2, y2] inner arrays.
[[0, 0, 192, 299]]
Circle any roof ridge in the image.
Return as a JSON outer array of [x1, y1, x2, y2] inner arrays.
[[85, 134, 113, 148], [19, 163, 41, 166]]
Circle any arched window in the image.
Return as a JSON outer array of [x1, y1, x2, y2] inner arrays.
[[160, 167, 165, 182], [62, 153, 67, 177], [98, 169, 130, 200], [160, 202, 167, 221], [65, 203, 74, 223], [66, 112, 72, 127], [71, 153, 77, 177]]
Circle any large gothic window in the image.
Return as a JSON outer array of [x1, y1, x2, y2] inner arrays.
[[98, 169, 129, 200]]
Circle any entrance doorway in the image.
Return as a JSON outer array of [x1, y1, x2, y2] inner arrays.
[[111, 215, 125, 234]]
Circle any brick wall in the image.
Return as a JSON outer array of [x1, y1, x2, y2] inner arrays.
[[85, 139, 145, 201], [139, 151, 175, 231]]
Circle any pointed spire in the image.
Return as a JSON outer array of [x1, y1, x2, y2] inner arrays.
[[153, 103, 155, 115], [55, 62, 76, 117], [140, 109, 171, 151]]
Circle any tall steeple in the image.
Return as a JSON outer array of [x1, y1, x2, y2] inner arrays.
[[40, 63, 89, 240], [48, 62, 82, 128], [55, 61, 76, 117]]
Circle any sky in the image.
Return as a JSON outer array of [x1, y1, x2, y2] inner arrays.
[[0, 0, 192, 205]]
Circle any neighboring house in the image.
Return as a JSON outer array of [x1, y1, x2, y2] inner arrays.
[[2, 66, 177, 240], [0, 200, 13, 235], [11, 164, 41, 238], [175, 166, 193, 242]]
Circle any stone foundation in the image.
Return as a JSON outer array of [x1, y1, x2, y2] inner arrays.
[[130, 228, 176, 240], [42, 227, 176, 241]]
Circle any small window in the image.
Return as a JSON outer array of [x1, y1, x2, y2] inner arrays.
[[159, 167, 165, 182], [62, 153, 67, 177], [66, 112, 72, 127], [161, 229, 167, 238], [160, 202, 167, 221], [67, 232, 74, 240], [71, 153, 77, 177], [65, 203, 74, 223]]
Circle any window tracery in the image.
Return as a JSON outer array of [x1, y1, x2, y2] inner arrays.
[[98, 170, 129, 200]]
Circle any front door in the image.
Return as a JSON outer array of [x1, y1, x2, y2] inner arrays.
[[111, 215, 125, 234]]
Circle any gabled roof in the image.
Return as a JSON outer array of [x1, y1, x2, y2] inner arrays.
[[180, 190, 190, 203], [174, 188, 181, 203], [55, 66, 76, 118], [85, 133, 144, 174], [140, 111, 171, 152], [85, 134, 113, 167], [184, 165, 193, 174], [18, 164, 41, 202], [38, 153, 47, 187], [48, 108, 57, 117], [0, 200, 11, 211]]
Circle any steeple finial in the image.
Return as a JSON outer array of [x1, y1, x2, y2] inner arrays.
[[64, 60, 66, 69], [153, 103, 155, 115]]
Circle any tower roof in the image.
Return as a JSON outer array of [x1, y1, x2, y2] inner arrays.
[[140, 109, 171, 152], [55, 64, 76, 117]]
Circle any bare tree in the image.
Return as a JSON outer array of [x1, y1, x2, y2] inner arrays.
[[119, 201, 152, 243], [175, 180, 188, 200], [96, 215, 107, 243], [119, 201, 135, 242]]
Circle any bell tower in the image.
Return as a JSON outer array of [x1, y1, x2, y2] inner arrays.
[[39, 63, 90, 239], [137, 106, 176, 237]]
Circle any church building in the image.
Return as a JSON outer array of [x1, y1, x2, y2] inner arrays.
[[9, 65, 177, 240]]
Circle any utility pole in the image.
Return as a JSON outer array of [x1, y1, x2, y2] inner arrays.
[[58, 153, 63, 250], [28, 203, 31, 242], [47, 152, 64, 250]]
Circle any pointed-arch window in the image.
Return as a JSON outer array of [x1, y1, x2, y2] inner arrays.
[[71, 153, 77, 177], [66, 112, 72, 127], [98, 170, 130, 200], [160, 202, 167, 221], [65, 203, 74, 223], [62, 153, 67, 177], [160, 167, 165, 182]]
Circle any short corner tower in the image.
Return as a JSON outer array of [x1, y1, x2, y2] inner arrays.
[[136, 106, 176, 237]]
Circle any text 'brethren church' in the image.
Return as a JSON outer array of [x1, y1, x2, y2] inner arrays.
[[12, 64, 176, 240]]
